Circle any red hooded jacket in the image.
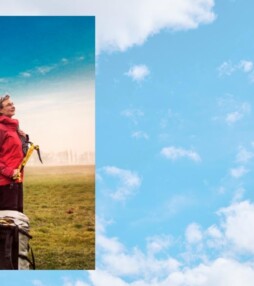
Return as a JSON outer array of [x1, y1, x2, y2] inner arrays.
[[0, 115, 24, 186]]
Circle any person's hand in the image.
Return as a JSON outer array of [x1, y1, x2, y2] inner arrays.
[[12, 169, 20, 179]]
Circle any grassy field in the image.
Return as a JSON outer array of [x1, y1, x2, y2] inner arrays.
[[23, 165, 95, 270]]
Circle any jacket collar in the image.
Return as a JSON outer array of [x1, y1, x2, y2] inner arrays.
[[0, 115, 19, 130]]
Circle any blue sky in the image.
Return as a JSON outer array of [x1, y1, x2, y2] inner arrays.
[[2, 0, 254, 285], [0, 16, 95, 155]]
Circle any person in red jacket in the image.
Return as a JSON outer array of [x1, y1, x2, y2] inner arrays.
[[0, 94, 27, 212]]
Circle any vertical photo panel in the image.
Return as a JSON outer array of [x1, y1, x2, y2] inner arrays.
[[0, 16, 95, 270]]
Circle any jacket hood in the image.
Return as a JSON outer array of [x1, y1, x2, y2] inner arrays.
[[0, 115, 19, 129]]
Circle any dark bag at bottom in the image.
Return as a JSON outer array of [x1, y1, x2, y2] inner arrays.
[[0, 211, 35, 270]]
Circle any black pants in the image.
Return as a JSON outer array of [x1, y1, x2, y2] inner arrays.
[[0, 183, 23, 213]]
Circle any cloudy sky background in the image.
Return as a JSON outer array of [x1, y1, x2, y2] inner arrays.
[[2, 0, 254, 285]]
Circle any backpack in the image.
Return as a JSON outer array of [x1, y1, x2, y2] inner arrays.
[[0, 211, 35, 270], [19, 133, 30, 156]]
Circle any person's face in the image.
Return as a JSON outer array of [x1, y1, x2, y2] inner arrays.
[[0, 99, 15, 118]]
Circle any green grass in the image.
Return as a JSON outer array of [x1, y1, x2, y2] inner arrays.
[[23, 165, 95, 270]]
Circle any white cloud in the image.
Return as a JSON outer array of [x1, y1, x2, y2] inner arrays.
[[161, 146, 201, 162], [37, 65, 56, 75], [87, 259, 254, 286], [236, 146, 253, 163], [89, 270, 128, 286], [97, 234, 125, 255], [218, 60, 254, 77], [101, 166, 142, 201], [96, 216, 114, 235], [230, 166, 248, 178], [185, 223, 203, 244], [20, 72, 31, 78], [16, 56, 79, 81], [218, 61, 235, 76], [218, 200, 254, 253], [164, 258, 254, 286], [146, 235, 173, 255], [89, 201, 254, 285], [225, 111, 242, 124], [126, 65, 150, 82], [217, 97, 251, 125], [94, 0, 215, 53], [81, 198, 254, 285], [239, 60, 253, 72], [131, 131, 149, 140], [96, 222, 180, 279], [206, 225, 222, 239], [0, 0, 216, 54]]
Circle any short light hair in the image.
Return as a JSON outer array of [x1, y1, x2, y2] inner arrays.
[[0, 95, 10, 109]]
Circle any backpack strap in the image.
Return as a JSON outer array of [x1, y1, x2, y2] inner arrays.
[[0, 224, 19, 269], [19, 247, 36, 270], [18, 228, 35, 270]]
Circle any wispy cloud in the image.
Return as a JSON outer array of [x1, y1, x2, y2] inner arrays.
[[126, 65, 150, 81], [236, 146, 253, 163], [18, 56, 81, 79], [131, 131, 149, 140], [161, 146, 201, 162], [218, 59, 254, 77], [218, 61, 235, 76], [20, 71, 32, 78], [100, 166, 142, 201], [216, 96, 251, 125], [37, 64, 56, 75], [121, 108, 144, 124], [159, 109, 182, 130], [225, 102, 251, 124], [61, 58, 69, 64], [225, 111, 243, 124], [230, 166, 248, 178], [0, 78, 8, 83], [146, 234, 173, 255], [77, 56, 85, 61]]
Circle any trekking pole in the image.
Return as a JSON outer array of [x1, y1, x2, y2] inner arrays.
[[13, 142, 43, 182]]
